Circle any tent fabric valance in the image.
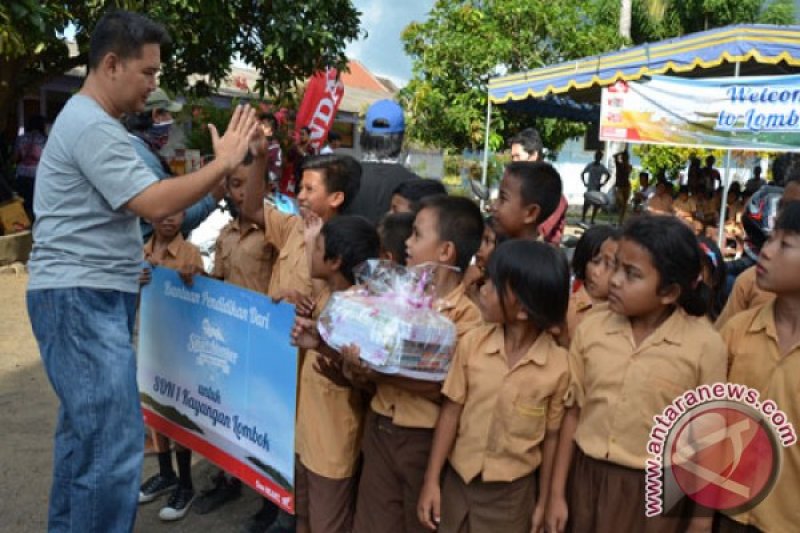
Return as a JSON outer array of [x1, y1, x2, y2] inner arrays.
[[488, 25, 800, 105]]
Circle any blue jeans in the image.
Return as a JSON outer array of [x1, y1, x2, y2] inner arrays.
[[27, 288, 144, 533]]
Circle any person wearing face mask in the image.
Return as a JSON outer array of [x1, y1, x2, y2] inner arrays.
[[124, 88, 224, 242]]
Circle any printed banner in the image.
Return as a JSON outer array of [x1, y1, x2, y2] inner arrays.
[[600, 74, 800, 151], [295, 68, 345, 152], [137, 267, 298, 513]]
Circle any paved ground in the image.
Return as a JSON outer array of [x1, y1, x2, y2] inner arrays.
[[0, 272, 264, 532]]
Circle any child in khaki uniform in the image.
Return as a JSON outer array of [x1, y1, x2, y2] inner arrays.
[[348, 196, 485, 533], [212, 169, 276, 294], [240, 147, 364, 532], [561, 225, 620, 347], [138, 210, 204, 521], [418, 240, 571, 533], [291, 216, 381, 533], [717, 202, 800, 533], [547, 216, 727, 533]]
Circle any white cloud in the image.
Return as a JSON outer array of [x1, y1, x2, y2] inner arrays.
[[346, 0, 433, 86]]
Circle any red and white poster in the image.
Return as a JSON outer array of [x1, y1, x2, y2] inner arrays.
[[295, 68, 345, 152]]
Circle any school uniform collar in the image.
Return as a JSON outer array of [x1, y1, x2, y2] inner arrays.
[[748, 300, 778, 340], [229, 217, 261, 237], [143, 233, 185, 258], [604, 307, 687, 346], [573, 286, 593, 314], [485, 324, 551, 366], [436, 282, 467, 313]]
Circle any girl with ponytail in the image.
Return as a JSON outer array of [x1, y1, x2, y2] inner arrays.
[[546, 215, 728, 533]]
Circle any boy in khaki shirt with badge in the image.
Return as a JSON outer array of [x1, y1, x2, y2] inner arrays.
[[291, 216, 381, 533], [139, 210, 205, 520], [717, 201, 800, 533], [346, 195, 484, 533]]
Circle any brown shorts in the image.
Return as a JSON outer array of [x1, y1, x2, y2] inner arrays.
[[352, 411, 433, 533], [295, 457, 357, 533], [439, 465, 537, 533], [567, 447, 706, 533]]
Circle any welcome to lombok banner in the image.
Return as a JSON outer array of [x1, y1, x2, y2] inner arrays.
[[138, 267, 298, 513], [600, 74, 800, 151]]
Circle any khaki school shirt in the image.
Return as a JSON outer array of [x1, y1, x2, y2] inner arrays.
[[144, 233, 204, 272], [370, 282, 483, 428], [295, 287, 365, 479], [443, 324, 569, 483], [721, 302, 800, 533], [263, 205, 312, 299], [715, 266, 774, 329], [568, 308, 727, 469], [212, 218, 276, 294], [559, 286, 608, 347]]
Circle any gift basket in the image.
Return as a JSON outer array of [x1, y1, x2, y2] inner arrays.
[[317, 260, 457, 381]]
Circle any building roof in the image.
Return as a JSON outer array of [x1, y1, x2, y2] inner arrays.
[[340, 59, 393, 93]]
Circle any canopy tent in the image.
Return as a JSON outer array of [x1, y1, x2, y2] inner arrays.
[[481, 24, 800, 245]]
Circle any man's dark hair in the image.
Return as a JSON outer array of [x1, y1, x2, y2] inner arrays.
[[771, 153, 800, 187], [89, 11, 171, 71], [392, 179, 447, 210], [417, 195, 484, 272], [328, 131, 342, 142], [378, 212, 415, 266], [25, 115, 46, 135], [504, 161, 563, 225], [360, 131, 404, 159], [322, 216, 380, 284], [301, 154, 362, 211], [509, 128, 543, 157]]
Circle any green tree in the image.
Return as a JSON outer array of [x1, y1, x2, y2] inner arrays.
[[400, 0, 624, 154], [0, 0, 362, 130]]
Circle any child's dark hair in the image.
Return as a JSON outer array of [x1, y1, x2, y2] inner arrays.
[[392, 179, 447, 211], [418, 195, 484, 272], [321, 216, 380, 284], [301, 154, 362, 211], [378, 212, 415, 265], [571, 225, 621, 281], [259, 112, 278, 131], [622, 215, 707, 316], [504, 162, 563, 225], [487, 240, 569, 329], [775, 200, 800, 232], [697, 236, 727, 321]]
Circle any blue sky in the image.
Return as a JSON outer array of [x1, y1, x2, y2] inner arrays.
[[346, 0, 433, 86]]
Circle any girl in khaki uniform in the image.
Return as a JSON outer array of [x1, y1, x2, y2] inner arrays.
[[418, 240, 571, 533], [548, 216, 728, 533]]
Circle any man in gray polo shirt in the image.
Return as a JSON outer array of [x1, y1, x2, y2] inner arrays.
[[26, 11, 258, 533]]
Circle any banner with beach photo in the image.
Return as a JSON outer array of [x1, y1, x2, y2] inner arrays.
[[600, 74, 800, 151], [137, 267, 298, 514]]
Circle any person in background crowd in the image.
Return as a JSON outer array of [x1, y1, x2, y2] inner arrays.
[[259, 112, 283, 184], [125, 88, 223, 242], [613, 150, 633, 225], [508, 128, 569, 245], [579, 150, 610, 225], [12, 114, 48, 218], [700, 155, 721, 192], [320, 131, 342, 155], [343, 99, 420, 224], [745, 164, 765, 194]]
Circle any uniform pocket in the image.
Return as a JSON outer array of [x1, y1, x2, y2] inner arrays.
[[507, 395, 547, 440]]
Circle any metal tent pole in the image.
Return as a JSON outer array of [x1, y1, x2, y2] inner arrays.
[[717, 61, 741, 249], [481, 98, 493, 188]]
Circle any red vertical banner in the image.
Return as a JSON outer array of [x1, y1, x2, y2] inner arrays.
[[295, 68, 345, 152]]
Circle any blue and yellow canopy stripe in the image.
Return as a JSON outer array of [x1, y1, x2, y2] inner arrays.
[[488, 24, 800, 105]]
